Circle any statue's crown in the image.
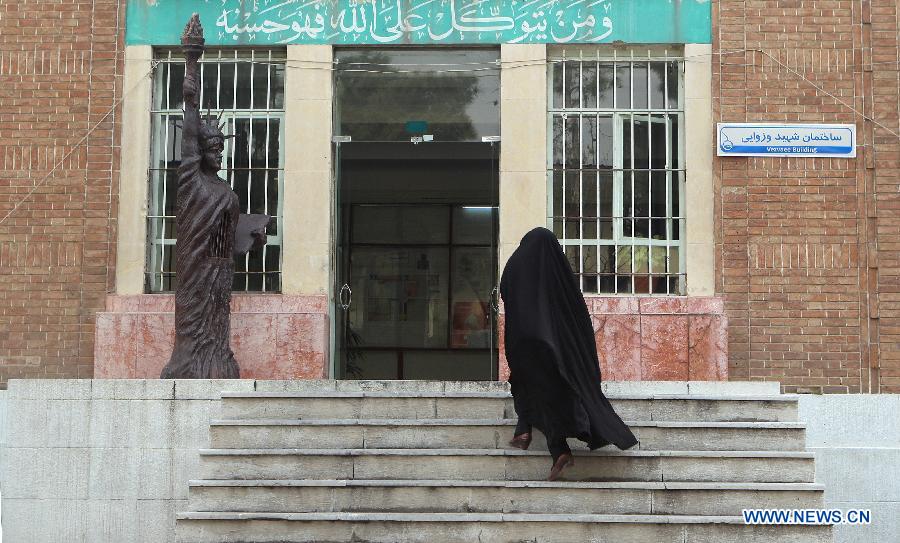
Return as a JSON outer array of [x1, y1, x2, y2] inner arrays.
[[199, 110, 228, 150]]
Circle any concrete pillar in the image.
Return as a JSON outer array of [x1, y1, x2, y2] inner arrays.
[[281, 45, 333, 295], [499, 44, 548, 272], [683, 43, 715, 296], [115, 45, 153, 294]]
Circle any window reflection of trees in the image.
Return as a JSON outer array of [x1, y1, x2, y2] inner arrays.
[[335, 50, 497, 142]]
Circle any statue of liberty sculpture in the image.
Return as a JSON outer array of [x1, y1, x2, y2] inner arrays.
[[160, 14, 269, 379]]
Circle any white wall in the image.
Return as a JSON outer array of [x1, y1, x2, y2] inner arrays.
[[1, 389, 5, 543], [0, 380, 258, 543], [799, 395, 900, 543]]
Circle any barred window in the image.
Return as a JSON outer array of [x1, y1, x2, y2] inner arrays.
[[549, 51, 684, 295], [147, 49, 286, 293]]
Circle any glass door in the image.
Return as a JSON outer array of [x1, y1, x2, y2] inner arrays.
[[333, 142, 499, 380]]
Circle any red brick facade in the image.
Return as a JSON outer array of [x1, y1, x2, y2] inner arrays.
[[2, 2, 899, 392], [714, 1, 900, 393], [0, 1, 126, 385]]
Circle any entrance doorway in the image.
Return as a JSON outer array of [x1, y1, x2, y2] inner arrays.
[[331, 49, 501, 381]]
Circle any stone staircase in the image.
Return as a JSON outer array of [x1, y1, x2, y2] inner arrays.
[[176, 381, 832, 542]]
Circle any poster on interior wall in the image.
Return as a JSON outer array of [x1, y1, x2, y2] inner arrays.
[[126, 0, 712, 45], [717, 123, 857, 158]]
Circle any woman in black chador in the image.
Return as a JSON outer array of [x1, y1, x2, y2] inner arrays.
[[160, 15, 266, 379], [500, 227, 638, 481]]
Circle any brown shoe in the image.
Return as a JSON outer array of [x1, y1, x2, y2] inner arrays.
[[509, 432, 532, 450], [547, 453, 574, 481]]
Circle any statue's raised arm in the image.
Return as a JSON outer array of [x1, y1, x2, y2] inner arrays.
[[180, 14, 203, 171]]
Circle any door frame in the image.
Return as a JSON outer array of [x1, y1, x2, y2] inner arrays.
[[329, 140, 501, 380]]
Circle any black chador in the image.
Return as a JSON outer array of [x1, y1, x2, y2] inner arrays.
[[500, 227, 638, 480]]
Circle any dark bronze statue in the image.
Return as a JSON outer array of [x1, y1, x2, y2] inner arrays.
[[160, 14, 268, 379]]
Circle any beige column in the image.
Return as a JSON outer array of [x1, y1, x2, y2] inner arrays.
[[683, 43, 715, 296], [281, 45, 333, 295], [115, 45, 153, 294], [499, 44, 548, 272]]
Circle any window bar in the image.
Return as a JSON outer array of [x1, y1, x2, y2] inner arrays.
[[561, 59, 566, 110], [160, 53, 173, 292], [561, 59, 567, 246], [680, 169, 686, 292], [215, 50, 222, 112], [579, 114, 585, 289], [629, 55, 638, 294], [229, 51, 237, 189], [263, 49, 272, 292], [245, 50, 255, 291], [613, 206, 619, 294], [612, 109, 620, 294], [232, 50, 238, 110], [646, 59, 651, 112], [664, 55, 670, 112], [664, 54, 673, 292], [578, 57, 584, 109], [646, 60, 653, 291], [577, 57, 583, 290], [612, 50, 618, 109], [647, 113, 653, 293], [595, 113, 601, 289], [559, 112, 568, 244], [665, 112, 672, 294], [198, 51, 204, 111], [226, 116, 234, 190]]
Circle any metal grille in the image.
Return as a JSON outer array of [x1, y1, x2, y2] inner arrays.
[[548, 51, 685, 295], [147, 49, 286, 293]]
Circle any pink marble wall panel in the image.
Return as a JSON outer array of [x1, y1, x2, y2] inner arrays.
[[592, 297, 640, 314], [684, 297, 725, 314], [639, 297, 687, 314], [96, 295, 328, 379], [95, 313, 176, 379], [97, 295, 726, 382], [231, 313, 278, 378], [688, 315, 729, 380], [594, 314, 642, 381], [276, 314, 329, 379], [499, 296, 728, 382], [640, 315, 689, 380]]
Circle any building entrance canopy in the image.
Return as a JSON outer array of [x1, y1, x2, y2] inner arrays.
[[126, 0, 711, 46]]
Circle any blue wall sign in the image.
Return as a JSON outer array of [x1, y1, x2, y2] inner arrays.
[[125, 0, 712, 46], [717, 123, 857, 158]]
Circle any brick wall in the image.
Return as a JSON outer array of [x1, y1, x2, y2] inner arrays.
[[3, 2, 899, 393], [714, 1, 900, 393], [0, 1, 126, 386]]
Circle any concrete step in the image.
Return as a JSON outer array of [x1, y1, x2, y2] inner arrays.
[[208, 419, 807, 451], [242, 379, 782, 396], [198, 448, 817, 483], [220, 392, 799, 422], [187, 479, 825, 516], [176, 512, 832, 543]]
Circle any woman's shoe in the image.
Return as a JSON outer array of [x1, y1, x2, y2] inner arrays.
[[508, 432, 532, 450], [547, 453, 574, 481]]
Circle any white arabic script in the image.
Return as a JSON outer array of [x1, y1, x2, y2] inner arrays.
[[212, 0, 616, 44]]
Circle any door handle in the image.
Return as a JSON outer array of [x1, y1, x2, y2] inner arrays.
[[339, 283, 352, 310], [490, 286, 499, 314]]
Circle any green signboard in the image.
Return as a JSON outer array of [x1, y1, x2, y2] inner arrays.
[[126, 0, 711, 46]]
